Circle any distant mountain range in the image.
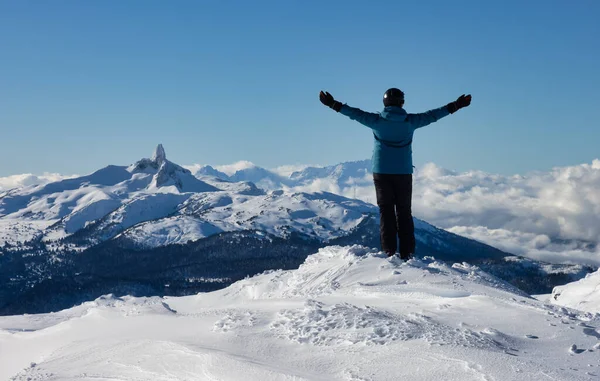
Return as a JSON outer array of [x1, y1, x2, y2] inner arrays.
[[190, 159, 373, 192], [0, 145, 594, 315]]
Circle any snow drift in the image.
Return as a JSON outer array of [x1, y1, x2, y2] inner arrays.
[[552, 269, 600, 313]]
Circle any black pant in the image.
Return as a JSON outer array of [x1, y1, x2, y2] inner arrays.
[[373, 173, 415, 256]]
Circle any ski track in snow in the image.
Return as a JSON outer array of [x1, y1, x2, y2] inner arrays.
[[2, 246, 600, 381]]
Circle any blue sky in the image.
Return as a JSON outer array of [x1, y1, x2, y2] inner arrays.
[[1, 0, 599, 177]]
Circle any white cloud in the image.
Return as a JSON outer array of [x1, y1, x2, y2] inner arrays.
[[408, 160, 600, 265], [214, 161, 256, 176], [182, 164, 206, 174], [412, 160, 600, 243], [286, 178, 342, 195], [447, 226, 600, 267], [271, 164, 312, 178], [0, 173, 76, 192]]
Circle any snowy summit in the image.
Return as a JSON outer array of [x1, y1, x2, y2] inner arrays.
[[1, 246, 598, 380]]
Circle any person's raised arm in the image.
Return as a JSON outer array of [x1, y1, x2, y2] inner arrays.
[[319, 91, 380, 128], [408, 94, 472, 129]]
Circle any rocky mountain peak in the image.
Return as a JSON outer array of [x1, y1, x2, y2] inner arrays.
[[152, 144, 166, 165]]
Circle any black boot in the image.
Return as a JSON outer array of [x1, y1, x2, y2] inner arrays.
[[400, 252, 413, 261]]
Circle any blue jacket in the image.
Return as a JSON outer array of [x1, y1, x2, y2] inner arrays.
[[339, 104, 450, 174]]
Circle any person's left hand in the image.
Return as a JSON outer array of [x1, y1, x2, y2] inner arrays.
[[319, 91, 335, 107]]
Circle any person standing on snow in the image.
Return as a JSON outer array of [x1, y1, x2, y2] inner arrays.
[[319, 88, 472, 260]]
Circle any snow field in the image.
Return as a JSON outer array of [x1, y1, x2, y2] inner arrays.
[[2, 245, 599, 380]]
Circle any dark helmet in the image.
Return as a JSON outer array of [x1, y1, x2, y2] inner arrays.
[[383, 88, 405, 107]]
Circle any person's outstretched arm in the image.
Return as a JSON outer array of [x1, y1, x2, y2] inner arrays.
[[408, 94, 472, 129], [319, 91, 380, 128]]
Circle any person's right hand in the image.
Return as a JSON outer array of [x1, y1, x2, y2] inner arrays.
[[455, 94, 472, 109]]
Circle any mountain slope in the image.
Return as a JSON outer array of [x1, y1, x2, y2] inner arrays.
[[118, 190, 373, 248], [1, 246, 598, 381]]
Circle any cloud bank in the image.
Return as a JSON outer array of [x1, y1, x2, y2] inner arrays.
[[286, 160, 600, 265], [214, 161, 257, 176], [0, 173, 76, 192], [411, 161, 600, 265], [414, 160, 600, 241]]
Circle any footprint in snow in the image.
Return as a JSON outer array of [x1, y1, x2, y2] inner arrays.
[[582, 328, 600, 339], [569, 344, 586, 354]]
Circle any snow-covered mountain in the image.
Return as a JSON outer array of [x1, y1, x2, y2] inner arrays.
[[0, 144, 217, 245], [118, 190, 373, 248], [191, 164, 230, 179], [1, 246, 599, 381], [288, 159, 372, 185], [189, 160, 372, 192], [0, 146, 594, 316], [0, 146, 370, 250], [189, 163, 292, 190]]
